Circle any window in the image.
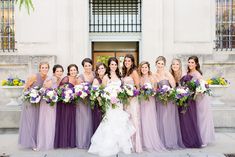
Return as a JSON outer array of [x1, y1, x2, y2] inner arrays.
[[0, 0, 16, 52], [216, 0, 235, 50], [89, 0, 142, 32]]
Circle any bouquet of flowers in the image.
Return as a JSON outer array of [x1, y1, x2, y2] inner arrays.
[[42, 88, 58, 106], [90, 85, 104, 110], [1, 76, 25, 86], [74, 82, 91, 102], [139, 83, 156, 101], [118, 84, 139, 105], [195, 79, 212, 97], [57, 84, 75, 104], [155, 85, 175, 105], [174, 86, 191, 109], [23, 86, 42, 104], [100, 85, 122, 113], [207, 77, 229, 86]]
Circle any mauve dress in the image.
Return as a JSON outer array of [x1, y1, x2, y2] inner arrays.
[[76, 74, 93, 149], [178, 75, 202, 148], [37, 76, 57, 150], [18, 73, 44, 148], [156, 80, 185, 149], [191, 71, 215, 145], [54, 76, 76, 148], [140, 77, 165, 152]]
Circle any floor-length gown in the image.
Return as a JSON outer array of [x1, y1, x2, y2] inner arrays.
[[76, 74, 93, 149], [18, 73, 44, 148], [191, 71, 215, 145], [88, 79, 135, 156], [178, 76, 202, 148], [54, 76, 76, 148], [140, 78, 165, 152], [92, 78, 103, 134], [123, 76, 143, 153], [156, 80, 184, 149], [37, 76, 57, 150]]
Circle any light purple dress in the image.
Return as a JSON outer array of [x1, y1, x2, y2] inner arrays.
[[18, 73, 44, 148], [123, 76, 143, 153], [37, 76, 57, 150], [190, 71, 215, 145], [76, 74, 93, 149], [140, 78, 165, 152], [156, 80, 184, 149]]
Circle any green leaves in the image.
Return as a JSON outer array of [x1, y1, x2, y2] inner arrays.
[[16, 0, 34, 14]]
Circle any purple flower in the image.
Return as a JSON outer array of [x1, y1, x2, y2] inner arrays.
[[133, 90, 140, 97]]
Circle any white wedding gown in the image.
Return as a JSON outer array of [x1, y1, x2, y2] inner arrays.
[[88, 80, 135, 156]]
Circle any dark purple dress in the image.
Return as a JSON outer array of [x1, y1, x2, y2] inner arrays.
[[54, 76, 76, 148], [92, 78, 103, 134], [178, 76, 202, 148]]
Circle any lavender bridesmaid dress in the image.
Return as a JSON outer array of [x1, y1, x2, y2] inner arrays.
[[18, 73, 44, 148], [76, 74, 93, 149], [140, 78, 165, 151], [191, 71, 215, 145], [156, 80, 184, 149], [54, 76, 76, 148], [37, 76, 57, 150]]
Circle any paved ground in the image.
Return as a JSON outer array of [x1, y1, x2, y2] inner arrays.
[[0, 133, 235, 157]]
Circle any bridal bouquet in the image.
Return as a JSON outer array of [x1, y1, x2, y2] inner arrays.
[[139, 83, 156, 101], [74, 82, 91, 102], [23, 86, 42, 104], [42, 88, 58, 106], [101, 85, 122, 112], [57, 84, 75, 103], [155, 85, 175, 105]]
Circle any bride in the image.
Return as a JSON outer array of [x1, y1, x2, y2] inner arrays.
[[88, 57, 135, 156]]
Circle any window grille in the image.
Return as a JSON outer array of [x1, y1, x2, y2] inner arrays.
[[0, 0, 15, 52], [89, 0, 142, 32], [215, 0, 235, 50]]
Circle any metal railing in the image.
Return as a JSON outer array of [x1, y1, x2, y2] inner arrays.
[[0, 0, 16, 52], [89, 0, 142, 32]]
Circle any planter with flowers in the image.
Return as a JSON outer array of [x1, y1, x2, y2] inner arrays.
[[207, 77, 229, 105], [1, 77, 25, 106]]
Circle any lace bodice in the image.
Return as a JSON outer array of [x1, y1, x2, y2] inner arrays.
[[123, 76, 134, 85]]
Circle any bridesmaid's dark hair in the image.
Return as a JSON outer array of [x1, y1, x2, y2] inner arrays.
[[122, 54, 137, 77], [107, 57, 121, 79], [53, 64, 64, 73], [82, 58, 93, 67], [67, 64, 78, 76], [187, 56, 203, 75], [95, 62, 107, 79]]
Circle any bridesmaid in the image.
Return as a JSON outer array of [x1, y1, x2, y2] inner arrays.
[[18, 62, 49, 149], [76, 58, 94, 149], [92, 62, 107, 134], [170, 58, 183, 86], [122, 54, 143, 153], [187, 56, 215, 146], [154, 56, 184, 149], [37, 64, 64, 150], [139, 61, 165, 152], [170, 58, 202, 148], [54, 64, 78, 148]]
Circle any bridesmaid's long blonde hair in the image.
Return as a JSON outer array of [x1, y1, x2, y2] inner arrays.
[[170, 58, 182, 83], [138, 61, 152, 76]]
